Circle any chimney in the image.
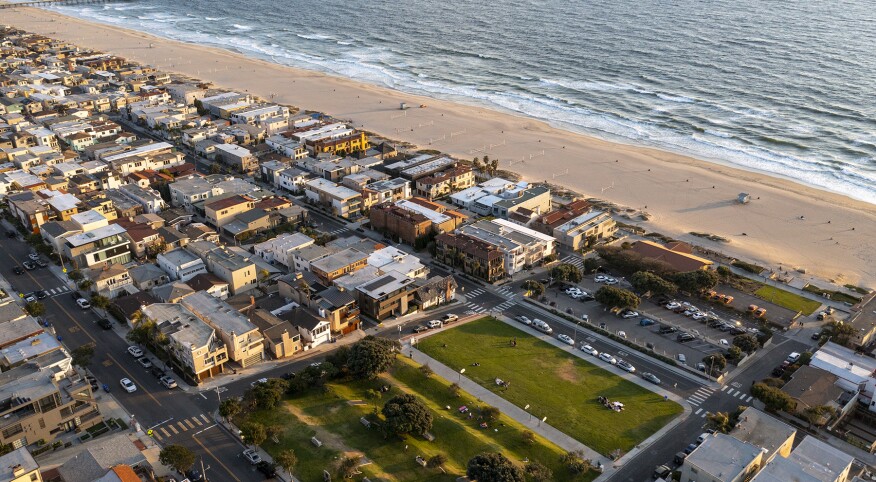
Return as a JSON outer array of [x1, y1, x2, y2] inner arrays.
[[12, 465, 24, 477]]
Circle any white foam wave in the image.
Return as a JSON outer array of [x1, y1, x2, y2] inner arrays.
[[296, 33, 333, 41], [703, 129, 732, 139], [205, 17, 224, 21], [232, 24, 252, 30], [656, 93, 695, 103]]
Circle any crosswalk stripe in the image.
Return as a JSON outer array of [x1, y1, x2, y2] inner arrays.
[[736, 392, 746, 399], [688, 395, 705, 403], [154, 432, 163, 441], [192, 417, 203, 426], [177, 421, 188, 432], [727, 389, 736, 396], [185, 419, 196, 429], [48, 288, 56, 295], [701, 412, 707, 418], [687, 399, 700, 406], [745, 396, 753, 403], [721, 385, 729, 392], [168, 425, 178, 435], [200, 414, 210, 423], [694, 389, 712, 397], [694, 408, 703, 415], [160, 427, 171, 437]]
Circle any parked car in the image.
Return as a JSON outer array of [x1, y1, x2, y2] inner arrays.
[[516, 315, 532, 325], [127, 346, 144, 357], [97, 318, 113, 330], [580, 344, 598, 356], [696, 362, 707, 372], [620, 310, 639, 319], [696, 433, 711, 444], [594, 275, 609, 283], [616, 360, 636, 373], [184, 469, 203, 482], [771, 366, 786, 377], [532, 319, 553, 334], [35, 259, 47, 268], [28, 253, 39, 261], [676, 353, 686, 364], [12, 266, 24, 275], [24, 293, 36, 303], [665, 301, 681, 310], [256, 461, 277, 478], [642, 372, 661, 385], [658, 325, 678, 334], [35, 290, 47, 299], [684, 443, 698, 454], [160, 376, 178, 389], [120, 378, 137, 393], [22, 261, 36, 270], [441, 314, 459, 323], [811, 331, 822, 340], [639, 318, 656, 326], [76, 298, 91, 309], [604, 277, 618, 285], [151, 367, 166, 378], [654, 465, 671, 479], [427, 320, 443, 329], [677, 333, 695, 342], [786, 352, 801, 364], [242, 448, 262, 465], [674, 452, 688, 465], [598, 352, 617, 364], [616, 330, 627, 339], [137, 357, 153, 369], [412, 325, 428, 333], [557, 334, 574, 345], [71, 291, 82, 301]]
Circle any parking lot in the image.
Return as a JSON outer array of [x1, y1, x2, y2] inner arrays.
[[540, 279, 729, 369]]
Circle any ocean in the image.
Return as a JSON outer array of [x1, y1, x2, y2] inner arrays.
[[49, 0, 876, 204]]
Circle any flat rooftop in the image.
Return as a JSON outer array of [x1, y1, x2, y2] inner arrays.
[[181, 291, 259, 336], [64, 223, 127, 247], [356, 272, 416, 298]]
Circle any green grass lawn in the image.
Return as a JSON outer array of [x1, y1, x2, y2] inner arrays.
[[241, 356, 591, 481], [418, 317, 682, 455], [755, 285, 822, 315]]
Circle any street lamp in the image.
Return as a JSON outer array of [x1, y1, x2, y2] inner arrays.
[[459, 368, 465, 382], [524, 404, 531, 421]]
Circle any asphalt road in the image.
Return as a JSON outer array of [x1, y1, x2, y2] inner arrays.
[[0, 233, 259, 482]]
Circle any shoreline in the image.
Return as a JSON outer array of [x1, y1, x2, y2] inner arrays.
[[5, 7, 876, 286]]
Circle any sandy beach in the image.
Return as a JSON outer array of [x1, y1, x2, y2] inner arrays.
[[5, 8, 875, 287]]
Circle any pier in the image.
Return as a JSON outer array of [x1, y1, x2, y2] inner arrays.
[[0, 0, 128, 9]]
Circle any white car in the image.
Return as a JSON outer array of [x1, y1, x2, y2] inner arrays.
[[516, 315, 532, 325], [616, 330, 627, 339], [580, 344, 598, 356], [616, 360, 636, 373], [594, 275, 608, 283], [427, 320, 443, 329], [565, 287, 582, 295], [251, 377, 268, 387], [604, 278, 618, 285], [76, 298, 91, 309], [160, 376, 178, 389], [598, 352, 617, 364], [692, 312, 708, 321], [28, 253, 39, 261], [557, 334, 574, 345], [620, 311, 639, 319], [24, 294, 36, 303], [127, 346, 143, 357], [665, 302, 682, 310], [242, 448, 262, 465], [120, 378, 137, 393], [719, 339, 729, 346]]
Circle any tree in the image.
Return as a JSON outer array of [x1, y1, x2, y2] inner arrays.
[[481, 405, 501, 421], [71, 345, 94, 369], [245, 379, 288, 410], [426, 454, 447, 469], [521, 430, 536, 445], [803, 405, 835, 428], [595, 286, 640, 309], [24, 301, 45, 317], [630, 271, 677, 296], [127, 318, 156, 345], [90, 294, 110, 311], [670, 269, 719, 294], [239, 421, 267, 447], [466, 453, 524, 482], [146, 241, 168, 258], [78, 279, 94, 290], [159, 445, 196, 473], [524, 461, 553, 482], [706, 411, 734, 433], [337, 455, 362, 478], [521, 280, 545, 297], [26, 233, 44, 246], [419, 364, 434, 378], [218, 398, 242, 420], [67, 269, 84, 282], [274, 449, 298, 474], [347, 336, 398, 380], [560, 450, 592, 475], [265, 424, 283, 442], [550, 263, 583, 283], [381, 394, 433, 436], [726, 345, 743, 361], [827, 321, 856, 347], [702, 353, 726, 376], [751, 383, 795, 412], [448, 383, 461, 397], [732, 333, 759, 354], [716, 265, 732, 279], [583, 257, 600, 273]]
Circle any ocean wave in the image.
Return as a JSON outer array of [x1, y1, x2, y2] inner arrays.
[[205, 17, 224, 21], [232, 24, 252, 30], [704, 129, 733, 139], [296, 33, 334, 41], [655, 93, 695, 103]]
